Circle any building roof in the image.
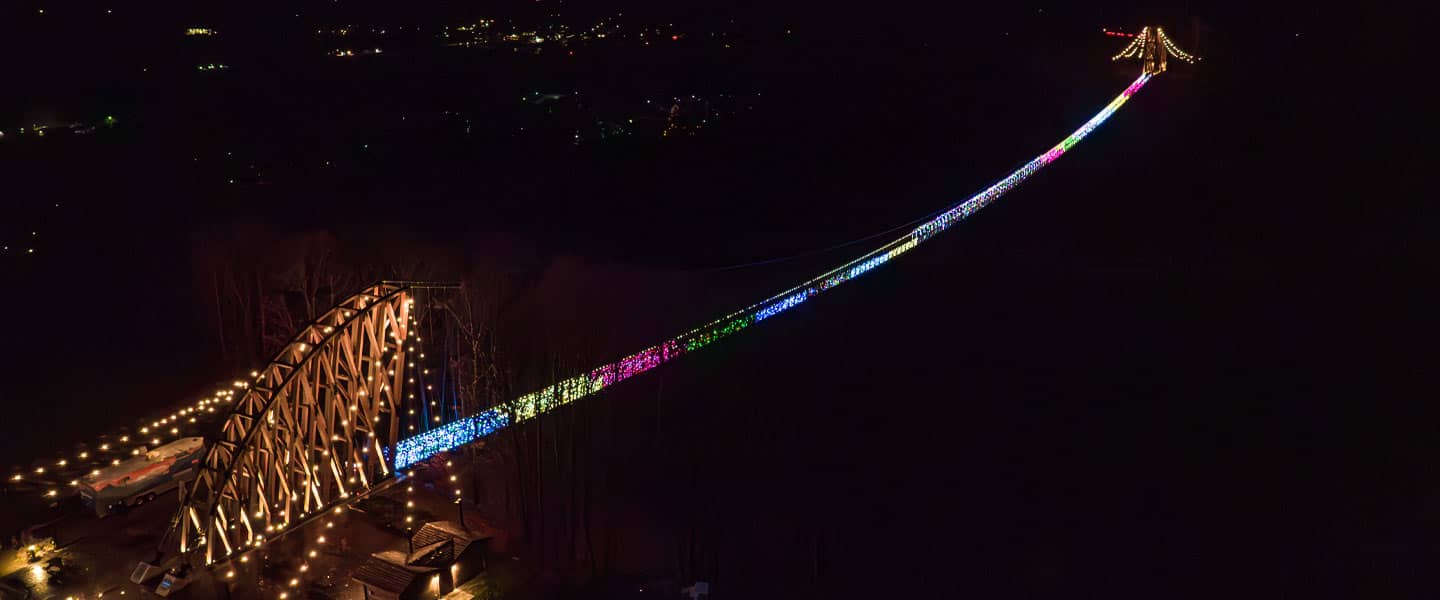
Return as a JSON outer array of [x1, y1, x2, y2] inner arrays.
[[407, 538, 453, 568], [82, 437, 204, 491], [411, 521, 491, 557], [353, 550, 437, 594]]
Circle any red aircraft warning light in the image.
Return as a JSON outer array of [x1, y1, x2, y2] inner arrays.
[[1103, 28, 1136, 38]]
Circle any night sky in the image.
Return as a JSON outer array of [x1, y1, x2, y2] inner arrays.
[[0, 1, 1430, 597]]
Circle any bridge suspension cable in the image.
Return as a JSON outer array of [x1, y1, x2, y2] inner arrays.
[[392, 72, 1156, 467]]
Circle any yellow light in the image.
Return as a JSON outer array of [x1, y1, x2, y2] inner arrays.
[[316, 536, 325, 544], [226, 570, 235, 578], [289, 578, 298, 587], [309, 550, 317, 558], [240, 555, 249, 563]]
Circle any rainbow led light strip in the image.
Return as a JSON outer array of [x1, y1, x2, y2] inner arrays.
[[394, 73, 1154, 468]]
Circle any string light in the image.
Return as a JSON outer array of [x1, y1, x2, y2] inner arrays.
[[1111, 27, 1149, 61], [394, 72, 1154, 470], [1155, 27, 1199, 63], [1111, 26, 1199, 68]]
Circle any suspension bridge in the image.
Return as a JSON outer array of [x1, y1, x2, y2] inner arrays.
[[163, 28, 1199, 569]]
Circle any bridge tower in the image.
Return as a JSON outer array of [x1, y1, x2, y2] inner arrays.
[[1112, 26, 1199, 75], [169, 280, 458, 566], [1142, 28, 1167, 74]]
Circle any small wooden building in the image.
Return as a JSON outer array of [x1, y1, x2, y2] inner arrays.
[[353, 522, 491, 600], [353, 550, 445, 600], [410, 521, 491, 587]]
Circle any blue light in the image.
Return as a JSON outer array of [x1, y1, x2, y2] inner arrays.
[[392, 409, 512, 469], [754, 290, 810, 322]]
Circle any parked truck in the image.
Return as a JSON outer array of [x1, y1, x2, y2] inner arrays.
[[78, 437, 205, 516]]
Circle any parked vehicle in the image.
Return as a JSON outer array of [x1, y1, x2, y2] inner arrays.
[[79, 437, 205, 516], [154, 563, 193, 596]]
